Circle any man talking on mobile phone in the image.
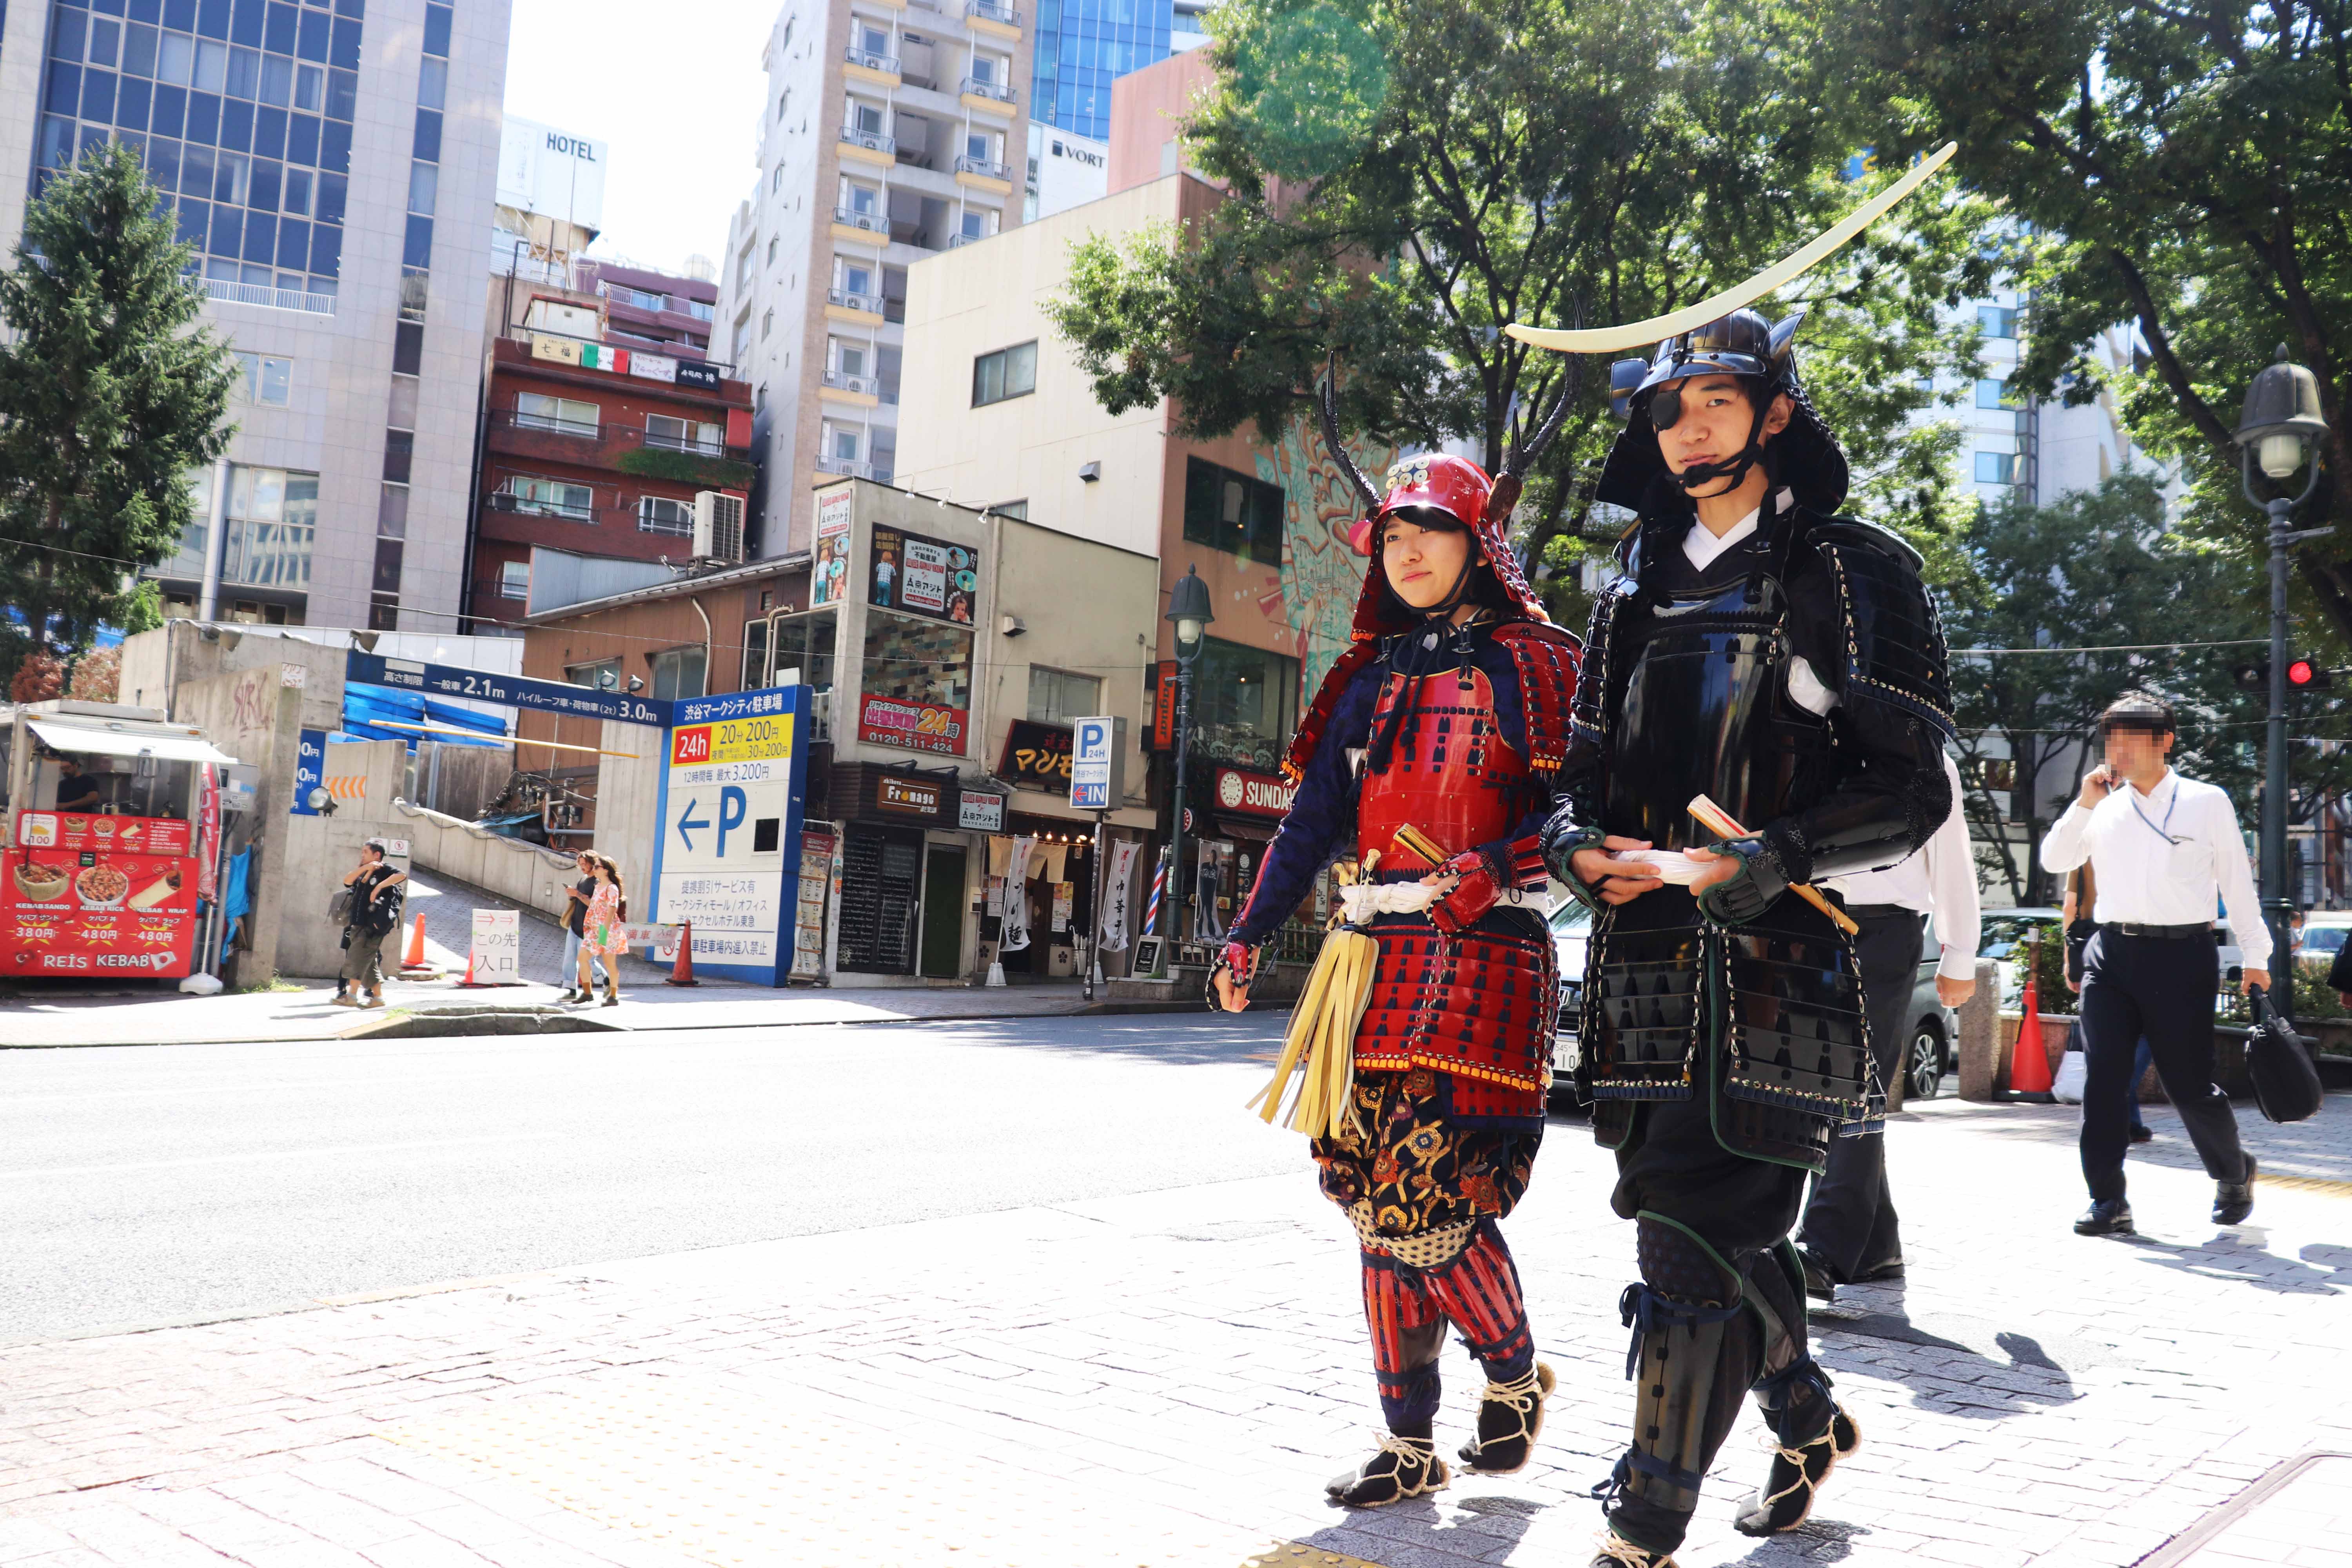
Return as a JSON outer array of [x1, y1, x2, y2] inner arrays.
[[2040, 693, 2267, 1237]]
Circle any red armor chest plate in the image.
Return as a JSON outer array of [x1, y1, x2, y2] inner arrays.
[[1357, 666, 1532, 870]]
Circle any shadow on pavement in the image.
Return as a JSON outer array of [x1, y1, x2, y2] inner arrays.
[[886, 1009, 1290, 1067], [2123, 1229, 2352, 1296], [1813, 1280, 2085, 1416]]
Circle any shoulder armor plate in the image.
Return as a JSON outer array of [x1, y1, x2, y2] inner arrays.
[[1490, 621, 1583, 770], [1809, 530, 1955, 739]]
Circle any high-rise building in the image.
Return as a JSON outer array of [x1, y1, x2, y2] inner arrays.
[[0, 0, 510, 631], [712, 0, 1036, 561], [1028, 0, 1208, 139]]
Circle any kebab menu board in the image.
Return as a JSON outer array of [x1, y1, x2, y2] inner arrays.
[[3, 812, 201, 977]]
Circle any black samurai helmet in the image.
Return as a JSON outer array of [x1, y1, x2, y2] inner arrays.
[[1593, 307, 1849, 515]]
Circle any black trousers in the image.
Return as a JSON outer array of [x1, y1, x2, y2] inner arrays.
[[2078, 929, 2249, 1203], [1797, 909, 1924, 1278]]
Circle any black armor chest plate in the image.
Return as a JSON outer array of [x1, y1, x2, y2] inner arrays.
[[1601, 566, 1831, 849]]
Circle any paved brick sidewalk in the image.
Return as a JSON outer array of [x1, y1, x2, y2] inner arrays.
[[3, 1091, 2348, 1568]]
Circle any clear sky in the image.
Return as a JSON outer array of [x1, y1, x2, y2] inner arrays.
[[500, 0, 777, 276]]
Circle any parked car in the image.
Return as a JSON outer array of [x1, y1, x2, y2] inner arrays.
[[1900, 913, 1965, 1099], [2296, 911, 2352, 969]]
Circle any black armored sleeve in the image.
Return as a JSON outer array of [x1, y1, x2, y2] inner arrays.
[[1539, 587, 1620, 899], [1758, 520, 1956, 884]]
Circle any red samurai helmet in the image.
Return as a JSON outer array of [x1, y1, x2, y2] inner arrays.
[[1314, 353, 1581, 639]]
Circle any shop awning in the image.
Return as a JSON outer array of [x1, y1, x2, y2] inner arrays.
[[26, 719, 240, 766]]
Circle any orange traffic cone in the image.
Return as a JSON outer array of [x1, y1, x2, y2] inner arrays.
[[402, 914, 427, 969], [2010, 975, 2056, 1101], [665, 920, 698, 987]]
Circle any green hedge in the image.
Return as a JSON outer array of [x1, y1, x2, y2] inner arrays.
[[614, 446, 754, 489]]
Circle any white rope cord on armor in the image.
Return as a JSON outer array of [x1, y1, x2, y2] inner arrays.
[[1336, 881, 1441, 921]]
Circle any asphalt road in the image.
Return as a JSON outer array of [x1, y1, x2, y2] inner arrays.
[[0, 1013, 1312, 1343]]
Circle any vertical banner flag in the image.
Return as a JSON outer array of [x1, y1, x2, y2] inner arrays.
[[197, 763, 220, 902], [999, 835, 1035, 952], [1100, 840, 1140, 951]]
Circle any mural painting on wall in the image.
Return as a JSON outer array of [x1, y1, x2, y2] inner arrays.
[[1255, 416, 1393, 701]]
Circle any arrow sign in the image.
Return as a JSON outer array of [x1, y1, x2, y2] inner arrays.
[[676, 797, 710, 851]]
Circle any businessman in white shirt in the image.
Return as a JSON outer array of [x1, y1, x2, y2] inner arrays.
[[1796, 750, 1981, 1299], [2040, 692, 2265, 1236]]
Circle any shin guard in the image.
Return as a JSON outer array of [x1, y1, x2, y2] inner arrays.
[[1597, 1214, 1762, 1555], [1361, 1251, 1446, 1434], [1420, 1220, 1535, 1382]]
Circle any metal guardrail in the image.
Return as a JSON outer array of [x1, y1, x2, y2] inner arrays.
[[822, 370, 878, 396], [949, 233, 986, 248], [846, 45, 901, 73], [828, 287, 884, 314], [955, 154, 1013, 180], [817, 457, 875, 479], [964, 0, 1021, 22], [959, 75, 1014, 102], [486, 409, 747, 463], [199, 276, 337, 316], [833, 205, 889, 234], [838, 125, 897, 156]]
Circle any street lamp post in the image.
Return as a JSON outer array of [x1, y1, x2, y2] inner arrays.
[[1163, 565, 1214, 957], [2234, 346, 2332, 1022]]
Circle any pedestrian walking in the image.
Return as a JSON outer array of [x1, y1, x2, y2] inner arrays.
[[2065, 866, 2154, 1144], [1536, 305, 1955, 1565], [1213, 376, 1580, 1509], [571, 853, 627, 1008], [334, 840, 406, 1009], [2040, 692, 2266, 1237], [555, 851, 607, 1004], [1795, 749, 1979, 1301]]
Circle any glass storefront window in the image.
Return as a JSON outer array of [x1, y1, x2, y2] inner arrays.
[[771, 608, 836, 692], [1191, 637, 1299, 773]]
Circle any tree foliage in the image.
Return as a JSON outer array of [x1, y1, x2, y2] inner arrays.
[[1046, 0, 1997, 622], [0, 143, 234, 662], [1944, 472, 2351, 903], [1831, 0, 2352, 646]]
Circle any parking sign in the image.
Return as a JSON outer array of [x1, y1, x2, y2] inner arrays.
[[1069, 715, 1125, 811]]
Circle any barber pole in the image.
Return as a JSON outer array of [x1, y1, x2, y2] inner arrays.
[[1143, 856, 1168, 935]]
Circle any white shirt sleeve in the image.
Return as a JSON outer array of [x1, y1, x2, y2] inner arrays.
[[1785, 656, 1837, 717], [2210, 790, 2271, 971], [1926, 751, 1980, 980], [2041, 799, 2093, 873]]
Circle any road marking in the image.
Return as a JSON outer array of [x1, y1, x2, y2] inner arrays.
[[0, 1133, 564, 1181]]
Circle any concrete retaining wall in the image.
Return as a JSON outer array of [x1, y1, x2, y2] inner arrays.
[[394, 799, 580, 925]]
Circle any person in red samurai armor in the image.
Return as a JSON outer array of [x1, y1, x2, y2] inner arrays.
[[1208, 369, 1583, 1507]]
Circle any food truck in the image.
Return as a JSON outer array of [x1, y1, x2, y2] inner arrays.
[[0, 701, 239, 980]]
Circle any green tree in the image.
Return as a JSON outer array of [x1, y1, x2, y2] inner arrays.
[[1833, 0, 2352, 643], [0, 143, 235, 661], [1047, 0, 1996, 622], [1945, 472, 2350, 903]]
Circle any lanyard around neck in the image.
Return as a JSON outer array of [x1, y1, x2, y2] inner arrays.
[[2126, 776, 2181, 846]]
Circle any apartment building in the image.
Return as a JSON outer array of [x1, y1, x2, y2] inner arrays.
[[711, 0, 1035, 564], [1939, 290, 2164, 510], [0, 0, 511, 632]]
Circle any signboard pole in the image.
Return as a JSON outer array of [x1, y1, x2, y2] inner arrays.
[[1084, 810, 1108, 1000]]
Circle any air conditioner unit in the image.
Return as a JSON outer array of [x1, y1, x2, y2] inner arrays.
[[693, 491, 745, 563]]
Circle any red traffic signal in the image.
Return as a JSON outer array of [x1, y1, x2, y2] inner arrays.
[[2287, 657, 2333, 690]]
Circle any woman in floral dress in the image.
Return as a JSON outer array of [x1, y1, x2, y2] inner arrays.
[[574, 854, 627, 1007]]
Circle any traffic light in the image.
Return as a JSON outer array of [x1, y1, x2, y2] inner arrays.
[[2234, 662, 2269, 691], [2288, 656, 2333, 690]]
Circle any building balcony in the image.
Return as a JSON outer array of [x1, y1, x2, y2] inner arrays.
[[198, 276, 337, 316], [964, 0, 1021, 35], [818, 371, 875, 409], [948, 232, 991, 248], [959, 76, 1017, 116], [817, 456, 876, 479], [844, 45, 902, 85], [825, 288, 887, 327], [954, 154, 1015, 194], [837, 124, 897, 165], [831, 205, 892, 246]]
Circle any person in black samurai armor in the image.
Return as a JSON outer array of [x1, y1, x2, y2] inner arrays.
[[1533, 308, 1956, 1567], [1208, 372, 1584, 1509]]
